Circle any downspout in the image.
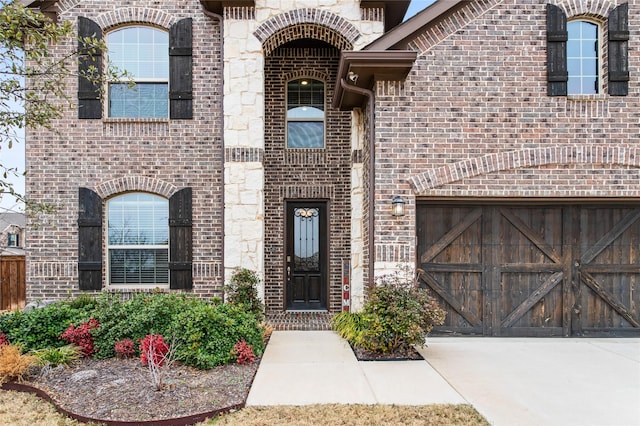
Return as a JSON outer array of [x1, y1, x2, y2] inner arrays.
[[339, 78, 376, 290], [201, 6, 225, 300]]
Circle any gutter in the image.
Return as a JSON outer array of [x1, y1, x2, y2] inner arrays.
[[339, 78, 375, 291], [200, 6, 226, 300]]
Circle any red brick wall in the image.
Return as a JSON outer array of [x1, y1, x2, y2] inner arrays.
[[263, 45, 352, 313], [25, 0, 224, 301], [373, 0, 640, 264]]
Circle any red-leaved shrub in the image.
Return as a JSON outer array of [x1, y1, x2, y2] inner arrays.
[[232, 339, 255, 365], [0, 331, 9, 347], [114, 338, 136, 359], [60, 318, 99, 357], [140, 334, 169, 367]]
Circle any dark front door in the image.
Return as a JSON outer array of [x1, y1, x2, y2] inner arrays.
[[286, 202, 327, 310]]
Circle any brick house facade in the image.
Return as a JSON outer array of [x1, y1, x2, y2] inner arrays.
[[24, 0, 640, 335]]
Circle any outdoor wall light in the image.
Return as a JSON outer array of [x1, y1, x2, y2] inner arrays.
[[391, 195, 405, 217]]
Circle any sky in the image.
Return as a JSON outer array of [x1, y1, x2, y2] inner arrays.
[[405, 0, 436, 21], [0, 0, 436, 212]]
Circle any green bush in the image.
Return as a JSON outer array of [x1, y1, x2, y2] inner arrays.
[[0, 292, 266, 370], [225, 268, 264, 322], [331, 311, 367, 348], [91, 292, 200, 359], [0, 302, 93, 351], [169, 302, 264, 369], [332, 266, 446, 354]]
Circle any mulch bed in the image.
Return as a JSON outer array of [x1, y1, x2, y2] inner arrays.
[[350, 345, 424, 361], [5, 357, 259, 425]]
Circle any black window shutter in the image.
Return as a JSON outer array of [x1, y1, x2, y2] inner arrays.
[[547, 4, 568, 96], [77, 17, 103, 119], [609, 3, 629, 96], [78, 188, 103, 290], [169, 188, 193, 289], [169, 18, 193, 119]]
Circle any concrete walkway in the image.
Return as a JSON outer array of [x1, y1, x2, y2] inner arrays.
[[247, 331, 640, 426], [246, 331, 465, 406]]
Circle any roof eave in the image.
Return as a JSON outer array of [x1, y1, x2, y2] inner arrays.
[[365, 0, 467, 51], [360, 0, 411, 32], [332, 50, 417, 110], [199, 0, 255, 15]]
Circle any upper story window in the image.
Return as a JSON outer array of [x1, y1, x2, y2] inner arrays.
[[567, 20, 599, 95], [107, 27, 169, 118], [7, 233, 19, 247], [107, 193, 169, 286], [547, 3, 628, 97], [287, 78, 325, 148]]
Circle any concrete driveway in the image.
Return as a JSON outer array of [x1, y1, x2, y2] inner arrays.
[[418, 338, 640, 426]]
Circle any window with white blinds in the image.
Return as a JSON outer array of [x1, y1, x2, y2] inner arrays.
[[107, 193, 169, 286]]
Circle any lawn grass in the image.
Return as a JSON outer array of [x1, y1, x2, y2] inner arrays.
[[0, 390, 489, 426], [211, 405, 489, 425]]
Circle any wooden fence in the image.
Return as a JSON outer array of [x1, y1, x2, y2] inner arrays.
[[0, 255, 26, 311]]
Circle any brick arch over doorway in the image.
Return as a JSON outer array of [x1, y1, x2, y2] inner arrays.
[[254, 9, 359, 55], [408, 145, 640, 193]]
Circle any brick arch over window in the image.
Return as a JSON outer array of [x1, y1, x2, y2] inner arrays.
[[95, 176, 177, 199], [255, 9, 360, 55], [408, 145, 640, 193], [94, 8, 176, 30], [549, 0, 618, 19], [283, 70, 329, 84]]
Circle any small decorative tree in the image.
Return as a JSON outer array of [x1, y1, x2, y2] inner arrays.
[[225, 268, 264, 322]]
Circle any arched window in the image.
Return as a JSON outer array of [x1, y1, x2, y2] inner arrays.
[[107, 27, 169, 118], [287, 78, 325, 148], [567, 20, 599, 95], [107, 193, 169, 286]]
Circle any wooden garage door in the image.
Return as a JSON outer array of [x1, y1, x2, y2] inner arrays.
[[417, 204, 640, 337]]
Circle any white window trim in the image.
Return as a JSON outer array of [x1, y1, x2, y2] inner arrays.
[[105, 26, 170, 119], [286, 77, 326, 149], [567, 18, 603, 96], [106, 194, 170, 288]]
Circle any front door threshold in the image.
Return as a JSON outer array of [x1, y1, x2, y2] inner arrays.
[[266, 311, 333, 331]]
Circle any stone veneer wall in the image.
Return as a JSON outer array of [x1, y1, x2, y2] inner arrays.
[[26, 0, 224, 300], [372, 0, 640, 267]]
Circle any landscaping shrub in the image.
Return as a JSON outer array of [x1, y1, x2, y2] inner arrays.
[[225, 268, 264, 322], [0, 344, 37, 385], [139, 334, 169, 367], [332, 266, 446, 354], [60, 318, 99, 357], [91, 292, 200, 359], [331, 311, 367, 348], [169, 302, 264, 369], [31, 344, 81, 367], [232, 339, 255, 364], [0, 302, 93, 352], [114, 338, 136, 359], [0, 331, 9, 347]]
